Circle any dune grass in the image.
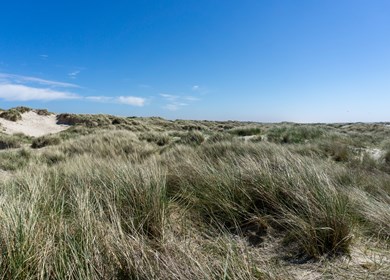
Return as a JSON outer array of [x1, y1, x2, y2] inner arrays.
[[0, 109, 22, 122], [0, 113, 389, 279]]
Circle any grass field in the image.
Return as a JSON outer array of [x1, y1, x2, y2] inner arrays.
[[0, 109, 389, 279]]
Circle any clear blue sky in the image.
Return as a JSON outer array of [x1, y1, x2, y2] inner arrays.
[[0, 0, 389, 122]]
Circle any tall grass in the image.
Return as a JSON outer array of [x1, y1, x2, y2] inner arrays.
[[267, 125, 324, 144], [164, 142, 353, 257], [0, 119, 388, 279], [0, 134, 22, 149], [0, 152, 281, 279]]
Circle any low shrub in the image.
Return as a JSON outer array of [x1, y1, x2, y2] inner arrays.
[[35, 109, 52, 116], [14, 106, 32, 113], [31, 135, 61, 149], [57, 113, 109, 126], [0, 109, 22, 122]]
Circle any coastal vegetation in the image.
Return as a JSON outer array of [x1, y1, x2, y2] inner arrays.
[[0, 107, 389, 279]]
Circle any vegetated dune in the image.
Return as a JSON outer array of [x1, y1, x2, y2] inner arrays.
[[0, 107, 389, 279], [0, 111, 69, 137]]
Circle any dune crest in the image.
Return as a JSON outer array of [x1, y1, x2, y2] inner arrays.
[[0, 111, 69, 137]]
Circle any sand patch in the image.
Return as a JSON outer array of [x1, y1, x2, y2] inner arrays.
[[0, 111, 69, 137], [366, 148, 385, 161]]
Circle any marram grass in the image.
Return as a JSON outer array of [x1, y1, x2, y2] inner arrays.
[[0, 114, 389, 279]]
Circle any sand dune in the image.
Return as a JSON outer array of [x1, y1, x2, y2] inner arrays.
[[0, 111, 69, 137]]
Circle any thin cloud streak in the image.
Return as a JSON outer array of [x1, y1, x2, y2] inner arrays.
[[0, 73, 80, 88], [85, 96, 113, 102], [160, 92, 200, 111], [164, 102, 188, 111], [160, 93, 178, 101], [0, 73, 146, 107], [0, 84, 79, 101], [184, 96, 200, 101], [68, 70, 81, 79], [86, 95, 146, 107], [191, 85, 209, 95]]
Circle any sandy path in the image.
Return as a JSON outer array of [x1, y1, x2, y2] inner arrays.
[[0, 111, 69, 137]]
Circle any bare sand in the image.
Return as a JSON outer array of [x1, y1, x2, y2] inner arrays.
[[0, 111, 69, 137]]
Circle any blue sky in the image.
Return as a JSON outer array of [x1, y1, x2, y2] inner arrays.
[[0, 0, 389, 122]]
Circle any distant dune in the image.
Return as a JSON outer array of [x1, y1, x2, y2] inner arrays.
[[0, 111, 69, 137]]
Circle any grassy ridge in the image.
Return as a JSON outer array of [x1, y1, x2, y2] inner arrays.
[[0, 112, 389, 279]]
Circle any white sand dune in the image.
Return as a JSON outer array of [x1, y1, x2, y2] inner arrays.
[[0, 111, 69, 137]]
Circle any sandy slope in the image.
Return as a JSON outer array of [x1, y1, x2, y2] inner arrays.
[[0, 111, 69, 137]]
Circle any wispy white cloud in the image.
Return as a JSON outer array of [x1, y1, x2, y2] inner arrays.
[[0, 73, 80, 88], [160, 92, 199, 111], [160, 93, 178, 101], [68, 70, 81, 79], [0, 72, 80, 102], [117, 96, 145, 106], [164, 104, 179, 111], [0, 84, 79, 101], [164, 102, 188, 111], [191, 85, 209, 95], [184, 96, 200, 101], [0, 72, 146, 107], [86, 95, 146, 107], [85, 96, 113, 102], [39, 54, 49, 59]]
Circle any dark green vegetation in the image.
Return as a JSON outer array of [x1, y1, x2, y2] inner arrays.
[[0, 109, 22, 121], [31, 135, 61, 149], [0, 110, 389, 279], [0, 107, 54, 122], [0, 133, 31, 150]]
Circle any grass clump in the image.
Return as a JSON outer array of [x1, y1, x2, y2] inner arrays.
[[35, 109, 52, 116], [267, 125, 324, 144], [14, 106, 32, 113], [139, 132, 170, 146], [0, 148, 32, 170], [0, 107, 53, 122], [31, 135, 61, 149], [228, 126, 262, 136], [319, 139, 351, 162], [207, 132, 234, 143], [41, 150, 66, 165], [165, 142, 353, 258], [0, 134, 22, 149], [350, 189, 390, 239], [179, 131, 205, 145], [0, 109, 22, 122]]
